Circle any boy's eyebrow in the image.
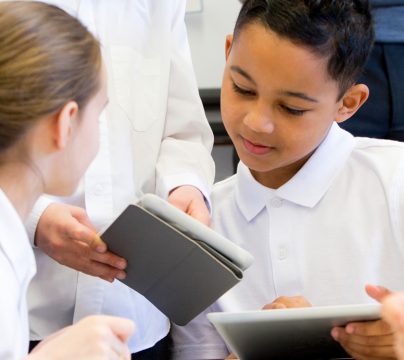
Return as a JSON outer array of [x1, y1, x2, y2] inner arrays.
[[230, 66, 319, 103], [278, 91, 319, 103], [230, 66, 256, 85]]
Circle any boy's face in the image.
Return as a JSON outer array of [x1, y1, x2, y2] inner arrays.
[[221, 23, 365, 188]]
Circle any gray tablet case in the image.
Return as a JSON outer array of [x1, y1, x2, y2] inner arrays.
[[101, 204, 243, 326]]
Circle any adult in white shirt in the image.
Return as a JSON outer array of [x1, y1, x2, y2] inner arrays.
[[25, 0, 215, 358], [172, 0, 403, 359], [0, 2, 134, 359]]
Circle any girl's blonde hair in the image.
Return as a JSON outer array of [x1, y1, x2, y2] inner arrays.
[[0, 1, 102, 152]]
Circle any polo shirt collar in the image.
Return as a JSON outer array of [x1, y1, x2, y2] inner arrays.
[[235, 122, 355, 221]]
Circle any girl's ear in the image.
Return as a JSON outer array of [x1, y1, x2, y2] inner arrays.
[[225, 34, 234, 61], [335, 84, 369, 123], [53, 101, 79, 149]]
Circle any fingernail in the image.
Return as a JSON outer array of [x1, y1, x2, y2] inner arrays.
[[117, 260, 127, 270], [346, 324, 354, 334], [117, 272, 126, 280], [331, 328, 339, 340], [96, 245, 106, 253]]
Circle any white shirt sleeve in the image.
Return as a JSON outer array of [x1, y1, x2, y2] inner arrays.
[[155, 0, 215, 202], [171, 305, 229, 360], [24, 195, 54, 247]]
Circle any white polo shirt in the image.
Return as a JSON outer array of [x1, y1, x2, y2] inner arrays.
[[172, 123, 404, 360], [0, 189, 36, 359]]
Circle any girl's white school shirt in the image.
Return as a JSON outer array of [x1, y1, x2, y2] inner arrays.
[[0, 189, 36, 359], [172, 122, 404, 360]]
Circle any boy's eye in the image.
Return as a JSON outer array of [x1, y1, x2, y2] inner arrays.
[[280, 104, 307, 116], [232, 82, 256, 97]]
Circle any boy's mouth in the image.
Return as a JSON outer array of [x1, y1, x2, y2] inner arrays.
[[242, 137, 273, 155]]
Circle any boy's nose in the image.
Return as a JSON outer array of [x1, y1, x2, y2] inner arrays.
[[243, 106, 275, 134]]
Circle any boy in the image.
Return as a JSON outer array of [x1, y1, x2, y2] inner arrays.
[[172, 0, 404, 359]]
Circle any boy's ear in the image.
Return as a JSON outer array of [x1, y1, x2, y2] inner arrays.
[[335, 84, 369, 123], [225, 34, 234, 61], [52, 101, 79, 149]]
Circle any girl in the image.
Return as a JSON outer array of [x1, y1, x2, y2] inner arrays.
[[0, 2, 133, 359]]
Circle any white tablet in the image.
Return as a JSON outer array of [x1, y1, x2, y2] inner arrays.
[[208, 303, 380, 360]]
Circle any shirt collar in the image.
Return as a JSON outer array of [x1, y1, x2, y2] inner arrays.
[[235, 122, 355, 221]]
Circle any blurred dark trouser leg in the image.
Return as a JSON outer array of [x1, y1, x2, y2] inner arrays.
[[131, 335, 172, 360]]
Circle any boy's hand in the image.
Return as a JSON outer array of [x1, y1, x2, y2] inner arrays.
[[262, 296, 312, 310], [382, 292, 404, 360], [36, 203, 127, 282], [331, 284, 395, 360], [168, 185, 211, 226]]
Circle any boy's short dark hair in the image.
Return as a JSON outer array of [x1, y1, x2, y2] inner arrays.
[[234, 0, 374, 98]]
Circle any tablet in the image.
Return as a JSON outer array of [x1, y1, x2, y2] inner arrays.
[[140, 193, 254, 270], [208, 303, 380, 360], [100, 194, 254, 325]]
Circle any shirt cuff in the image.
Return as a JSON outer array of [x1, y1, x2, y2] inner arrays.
[[25, 196, 54, 247], [156, 173, 212, 212]]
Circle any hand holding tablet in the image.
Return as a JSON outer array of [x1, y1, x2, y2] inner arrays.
[[100, 194, 254, 325], [208, 303, 381, 360]]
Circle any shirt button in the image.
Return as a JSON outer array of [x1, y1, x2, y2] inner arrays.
[[270, 198, 283, 208], [278, 246, 287, 260], [94, 184, 104, 196]]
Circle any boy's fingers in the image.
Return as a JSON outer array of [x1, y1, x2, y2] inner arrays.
[[340, 344, 394, 360], [366, 284, 392, 303], [344, 319, 392, 336], [381, 293, 404, 330], [188, 206, 211, 226], [262, 302, 287, 310], [332, 327, 393, 346]]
